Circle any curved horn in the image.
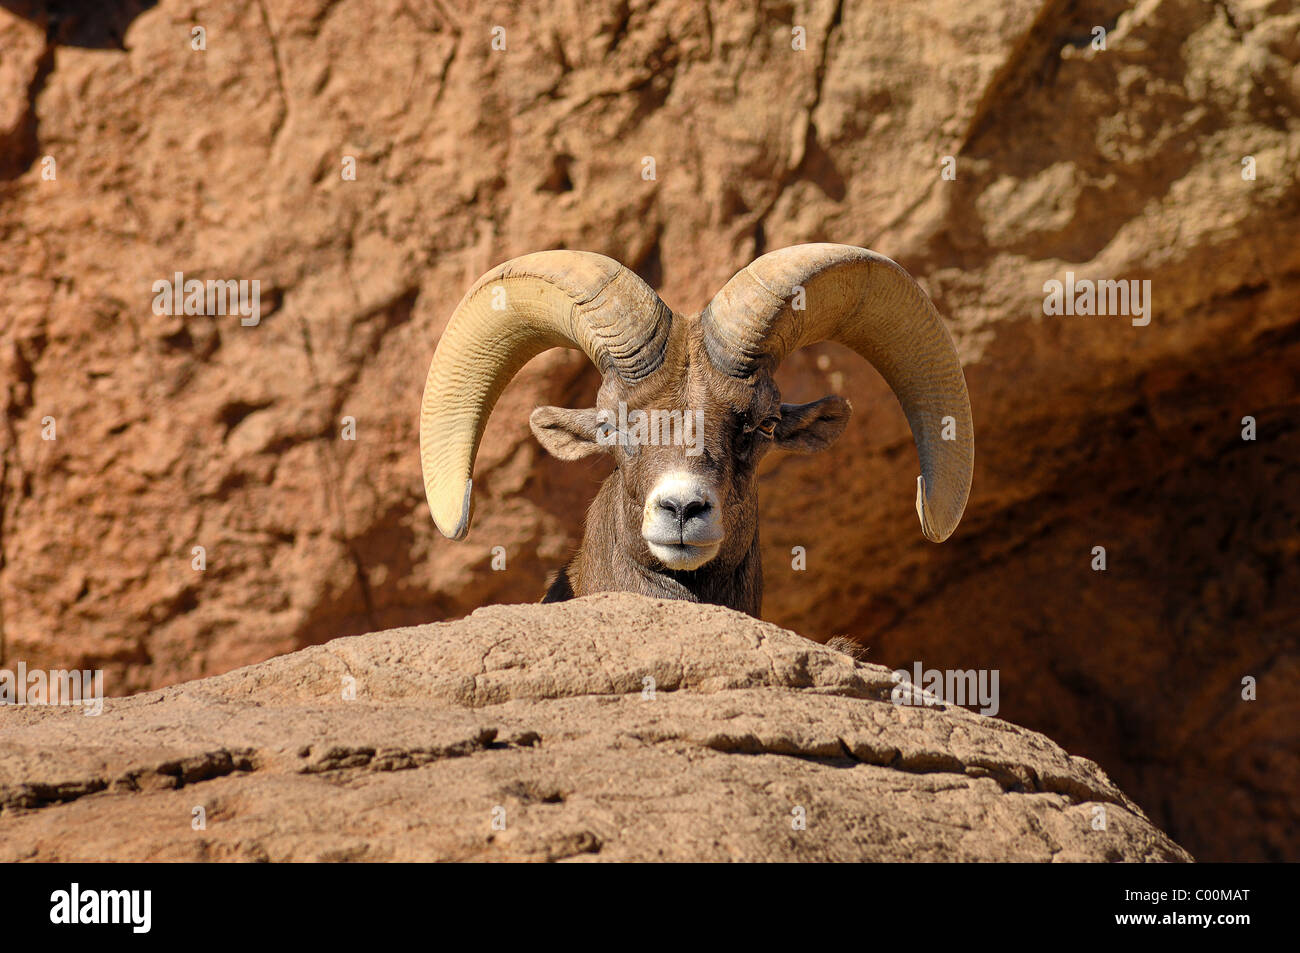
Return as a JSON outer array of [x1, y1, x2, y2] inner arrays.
[[701, 243, 973, 542], [421, 251, 671, 539]]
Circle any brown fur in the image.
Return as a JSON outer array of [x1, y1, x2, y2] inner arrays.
[[532, 314, 850, 617]]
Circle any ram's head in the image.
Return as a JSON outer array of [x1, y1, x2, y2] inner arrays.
[[419, 244, 973, 612]]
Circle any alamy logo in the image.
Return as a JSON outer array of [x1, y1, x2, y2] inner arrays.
[[1042, 272, 1151, 326], [0, 662, 103, 716], [152, 271, 261, 326], [596, 402, 705, 456], [891, 661, 1000, 717], [49, 883, 151, 933]]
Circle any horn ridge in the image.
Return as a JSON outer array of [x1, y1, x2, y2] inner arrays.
[[420, 251, 671, 539], [700, 243, 974, 543]]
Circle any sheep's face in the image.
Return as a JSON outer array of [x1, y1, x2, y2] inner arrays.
[[530, 330, 851, 573]]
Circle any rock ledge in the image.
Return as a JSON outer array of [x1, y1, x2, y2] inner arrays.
[[0, 593, 1191, 862]]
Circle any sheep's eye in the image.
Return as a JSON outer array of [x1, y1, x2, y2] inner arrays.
[[756, 416, 779, 438]]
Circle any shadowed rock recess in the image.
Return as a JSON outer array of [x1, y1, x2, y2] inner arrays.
[[0, 595, 1190, 861], [1, 0, 1296, 861]]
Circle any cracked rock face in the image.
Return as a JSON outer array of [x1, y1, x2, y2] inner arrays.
[[0, 593, 1190, 861]]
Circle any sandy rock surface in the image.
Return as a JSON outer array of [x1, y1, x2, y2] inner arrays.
[[0, 594, 1191, 861]]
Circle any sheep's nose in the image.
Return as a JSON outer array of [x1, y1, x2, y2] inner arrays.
[[643, 475, 724, 554], [658, 495, 710, 524]]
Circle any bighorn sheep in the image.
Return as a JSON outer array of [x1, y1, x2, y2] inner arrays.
[[420, 244, 973, 616]]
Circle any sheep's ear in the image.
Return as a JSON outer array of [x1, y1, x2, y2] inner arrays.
[[774, 396, 852, 454], [529, 406, 610, 460]]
